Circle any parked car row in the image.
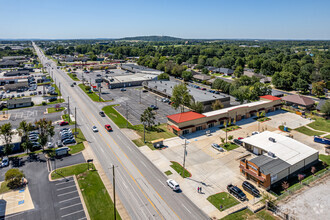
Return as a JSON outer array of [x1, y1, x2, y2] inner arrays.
[[227, 181, 260, 201], [58, 128, 76, 145]]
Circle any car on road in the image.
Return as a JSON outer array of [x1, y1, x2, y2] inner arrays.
[[211, 143, 224, 152], [59, 121, 69, 126], [1, 157, 9, 167], [227, 184, 246, 201], [242, 181, 260, 197], [105, 124, 112, 131], [29, 136, 39, 141], [120, 88, 126, 91], [150, 105, 158, 110], [142, 90, 148, 93], [71, 84, 74, 87], [99, 111, 105, 117], [92, 126, 98, 132], [166, 179, 180, 191], [73, 82, 77, 85], [252, 131, 260, 135]]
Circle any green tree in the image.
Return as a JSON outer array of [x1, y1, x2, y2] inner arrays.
[[234, 66, 244, 78], [171, 84, 192, 113], [293, 77, 309, 93], [319, 65, 330, 82], [5, 169, 25, 189], [211, 100, 224, 111], [182, 71, 192, 81], [158, 73, 169, 80], [321, 100, 330, 116], [18, 121, 34, 154], [140, 107, 156, 129], [190, 101, 204, 113], [272, 71, 296, 90], [35, 118, 55, 151], [0, 123, 14, 157], [312, 81, 326, 97], [228, 135, 234, 142]]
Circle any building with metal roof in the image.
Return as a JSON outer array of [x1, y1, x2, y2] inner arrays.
[[240, 131, 319, 189]]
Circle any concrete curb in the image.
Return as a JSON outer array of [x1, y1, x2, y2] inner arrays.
[[73, 175, 91, 220]]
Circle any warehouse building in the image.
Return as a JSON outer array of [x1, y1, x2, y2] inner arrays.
[[145, 80, 231, 112], [166, 95, 282, 135], [239, 131, 319, 190]]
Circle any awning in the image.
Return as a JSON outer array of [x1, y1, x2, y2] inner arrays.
[[207, 120, 217, 124], [258, 108, 265, 111], [170, 125, 181, 131], [218, 117, 228, 121], [180, 125, 195, 129], [239, 165, 265, 181], [250, 110, 257, 113]]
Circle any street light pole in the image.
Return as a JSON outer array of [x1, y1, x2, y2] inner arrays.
[[112, 165, 117, 220], [182, 139, 187, 177], [68, 96, 70, 123], [75, 107, 77, 138]]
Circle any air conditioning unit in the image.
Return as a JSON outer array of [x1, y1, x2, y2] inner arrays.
[[269, 137, 276, 143], [268, 151, 276, 157]]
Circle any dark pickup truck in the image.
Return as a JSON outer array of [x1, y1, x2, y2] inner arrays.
[[227, 184, 246, 201]]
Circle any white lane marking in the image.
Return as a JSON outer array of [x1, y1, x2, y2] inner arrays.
[[60, 203, 82, 210], [57, 185, 76, 191], [140, 161, 147, 168], [59, 196, 80, 203], [58, 190, 77, 197], [182, 204, 191, 214], [158, 179, 166, 187], [77, 217, 87, 220], [55, 180, 73, 186], [61, 209, 84, 218]]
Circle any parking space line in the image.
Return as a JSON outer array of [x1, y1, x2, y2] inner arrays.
[[61, 209, 84, 218], [77, 217, 87, 220], [56, 185, 76, 191], [55, 180, 73, 186], [59, 196, 80, 203], [58, 190, 77, 197], [59, 203, 82, 210]]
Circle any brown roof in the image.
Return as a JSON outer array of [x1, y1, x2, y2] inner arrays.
[[282, 94, 315, 106]]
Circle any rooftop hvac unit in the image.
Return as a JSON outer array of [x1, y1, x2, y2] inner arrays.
[[268, 151, 276, 158], [269, 137, 276, 143]]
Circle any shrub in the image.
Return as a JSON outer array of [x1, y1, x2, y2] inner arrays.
[[42, 101, 47, 106], [85, 86, 91, 91], [5, 169, 25, 189]]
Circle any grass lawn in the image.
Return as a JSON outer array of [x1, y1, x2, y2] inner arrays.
[[38, 98, 65, 106], [164, 170, 172, 176], [319, 154, 330, 166], [257, 117, 271, 122], [207, 192, 239, 211], [324, 135, 330, 139], [78, 84, 109, 102], [102, 105, 132, 128], [295, 126, 325, 136], [221, 143, 239, 151], [51, 84, 61, 96], [221, 125, 241, 132], [47, 107, 65, 113], [170, 161, 191, 178], [68, 73, 80, 81], [308, 118, 330, 132], [68, 128, 86, 154], [50, 163, 121, 220], [62, 114, 75, 125], [0, 181, 10, 194], [221, 209, 277, 220], [133, 124, 176, 150]]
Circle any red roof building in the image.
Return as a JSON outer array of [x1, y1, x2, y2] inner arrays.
[[167, 111, 205, 124], [260, 95, 281, 101]]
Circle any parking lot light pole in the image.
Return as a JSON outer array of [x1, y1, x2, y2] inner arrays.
[[182, 139, 187, 178], [75, 107, 77, 138], [68, 96, 70, 123]]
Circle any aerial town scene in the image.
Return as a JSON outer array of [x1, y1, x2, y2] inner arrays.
[[0, 1, 329, 220]]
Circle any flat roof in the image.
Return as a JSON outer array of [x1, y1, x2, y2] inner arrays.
[[242, 131, 318, 165], [203, 100, 271, 117], [147, 80, 229, 103], [250, 155, 291, 175], [110, 73, 157, 84]]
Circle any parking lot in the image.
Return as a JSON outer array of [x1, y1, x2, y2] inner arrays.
[[108, 87, 181, 125], [51, 177, 87, 220]]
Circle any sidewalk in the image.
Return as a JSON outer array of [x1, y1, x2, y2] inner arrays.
[[82, 141, 130, 220], [305, 124, 330, 137]]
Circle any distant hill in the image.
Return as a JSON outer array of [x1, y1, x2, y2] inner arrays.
[[118, 36, 184, 42]]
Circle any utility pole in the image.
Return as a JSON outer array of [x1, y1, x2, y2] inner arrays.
[[139, 90, 141, 104], [98, 84, 101, 101], [182, 139, 187, 178], [126, 102, 128, 127], [75, 107, 77, 138], [68, 96, 70, 123], [59, 82, 61, 100], [112, 165, 117, 220]]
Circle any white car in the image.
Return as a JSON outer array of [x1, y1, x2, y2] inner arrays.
[[92, 126, 98, 132], [166, 179, 180, 191], [1, 157, 9, 167], [252, 131, 260, 135], [47, 142, 54, 148]]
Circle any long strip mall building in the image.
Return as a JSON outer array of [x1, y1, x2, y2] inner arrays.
[[166, 95, 282, 135]]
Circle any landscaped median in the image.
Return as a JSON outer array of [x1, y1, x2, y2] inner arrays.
[[78, 83, 112, 102], [207, 192, 239, 211], [170, 161, 191, 178], [47, 107, 65, 113], [62, 114, 75, 125], [68, 72, 80, 81], [102, 105, 176, 150], [69, 128, 86, 154], [50, 163, 121, 220], [221, 125, 241, 132]]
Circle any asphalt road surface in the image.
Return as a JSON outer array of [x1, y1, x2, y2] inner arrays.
[[34, 43, 209, 220]]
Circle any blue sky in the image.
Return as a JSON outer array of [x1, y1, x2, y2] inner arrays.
[[0, 0, 329, 39]]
